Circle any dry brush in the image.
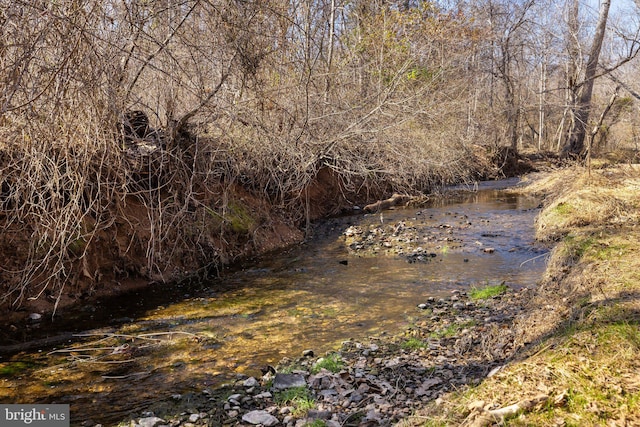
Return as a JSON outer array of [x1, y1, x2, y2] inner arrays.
[[0, 0, 496, 313]]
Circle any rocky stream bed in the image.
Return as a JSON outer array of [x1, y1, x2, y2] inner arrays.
[[115, 198, 544, 427], [118, 287, 531, 427]]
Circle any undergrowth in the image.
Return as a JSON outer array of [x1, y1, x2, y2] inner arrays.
[[311, 353, 344, 374]]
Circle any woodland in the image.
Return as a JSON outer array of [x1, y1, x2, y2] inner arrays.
[[1, 0, 640, 315]]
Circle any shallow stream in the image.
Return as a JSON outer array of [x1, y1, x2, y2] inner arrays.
[[0, 179, 548, 425]]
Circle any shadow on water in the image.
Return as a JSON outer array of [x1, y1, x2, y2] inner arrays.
[[0, 179, 549, 425]]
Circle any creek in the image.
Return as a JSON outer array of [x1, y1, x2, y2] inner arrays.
[[0, 178, 548, 426]]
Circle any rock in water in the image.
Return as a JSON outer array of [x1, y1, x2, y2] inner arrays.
[[136, 417, 165, 427], [241, 410, 279, 426]]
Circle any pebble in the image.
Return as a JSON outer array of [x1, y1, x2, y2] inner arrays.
[[136, 417, 165, 427], [273, 373, 306, 390]]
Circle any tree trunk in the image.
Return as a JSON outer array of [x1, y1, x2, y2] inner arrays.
[[324, 0, 336, 103], [538, 58, 546, 150], [562, 0, 611, 157]]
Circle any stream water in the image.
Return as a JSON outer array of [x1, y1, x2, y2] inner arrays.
[[0, 179, 548, 425]]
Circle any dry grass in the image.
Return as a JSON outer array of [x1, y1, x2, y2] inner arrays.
[[401, 164, 640, 427], [531, 166, 640, 242]]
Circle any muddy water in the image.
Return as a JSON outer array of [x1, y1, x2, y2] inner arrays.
[[0, 179, 547, 426]]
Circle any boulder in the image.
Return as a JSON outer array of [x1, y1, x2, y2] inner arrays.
[[273, 373, 306, 390]]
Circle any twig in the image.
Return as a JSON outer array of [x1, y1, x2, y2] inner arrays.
[[463, 394, 549, 427], [519, 252, 549, 267], [73, 358, 136, 365], [73, 331, 200, 340], [102, 372, 150, 380], [48, 347, 121, 355]]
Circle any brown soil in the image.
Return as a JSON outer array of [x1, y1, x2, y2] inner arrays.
[[0, 162, 386, 333]]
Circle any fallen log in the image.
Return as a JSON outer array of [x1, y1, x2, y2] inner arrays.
[[363, 193, 412, 213]]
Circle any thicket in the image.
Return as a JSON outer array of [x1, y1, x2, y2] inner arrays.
[[0, 0, 638, 310]]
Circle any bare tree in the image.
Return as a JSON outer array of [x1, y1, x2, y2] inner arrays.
[[562, 0, 611, 157], [493, 0, 536, 152]]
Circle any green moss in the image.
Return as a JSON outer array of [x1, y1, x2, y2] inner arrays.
[[277, 363, 302, 374], [469, 282, 508, 300], [419, 421, 450, 427], [596, 321, 640, 350], [0, 361, 36, 377], [553, 202, 574, 216], [402, 337, 427, 350], [429, 320, 476, 339], [287, 307, 307, 317], [67, 236, 87, 256], [430, 324, 458, 339], [225, 201, 256, 234], [406, 66, 437, 81], [561, 230, 630, 261], [627, 391, 640, 413], [320, 307, 338, 317], [311, 353, 343, 374], [593, 242, 629, 260]]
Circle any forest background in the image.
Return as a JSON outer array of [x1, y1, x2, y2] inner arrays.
[[1, 0, 639, 317]]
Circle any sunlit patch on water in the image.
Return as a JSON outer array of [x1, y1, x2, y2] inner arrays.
[[0, 181, 548, 425]]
